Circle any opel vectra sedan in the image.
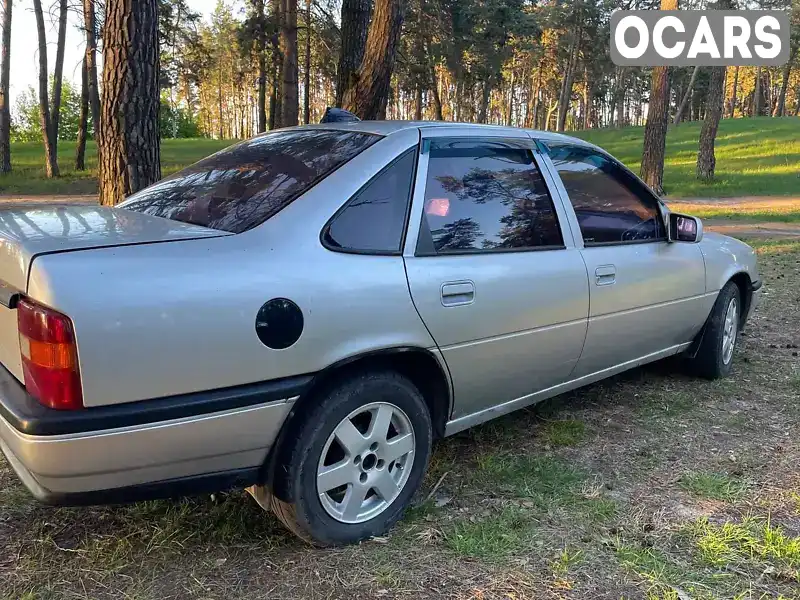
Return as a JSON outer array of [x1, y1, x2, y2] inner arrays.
[[0, 122, 761, 545]]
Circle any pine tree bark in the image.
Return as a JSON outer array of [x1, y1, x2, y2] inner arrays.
[[82, 0, 101, 138], [51, 0, 67, 146], [256, 0, 267, 132], [429, 65, 443, 120], [75, 58, 89, 170], [336, 0, 371, 106], [0, 0, 11, 173], [728, 65, 739, 118], [773, 52, 795, 117], [32, 0, 58, 177], [280, 0, 298, 126], [697, 69, 726, 181], [269, 0, 283, 129], [303, 0, 311, 124], [414, 84, 423, 120], [674, 66, 699, 125], [477, 79, 491, 123], [557, 24, 582, 132], [343, 0, 404, 120], [753, 67, 763, 116], [98, 0, 161, 205]]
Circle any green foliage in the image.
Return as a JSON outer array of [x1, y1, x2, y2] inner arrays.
[[11, 81, 86, 143]]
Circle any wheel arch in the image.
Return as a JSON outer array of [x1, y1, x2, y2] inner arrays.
[[261, 346, 452, 491]]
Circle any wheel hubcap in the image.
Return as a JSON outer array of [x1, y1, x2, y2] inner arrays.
[[317, 402, 415, 524], [722, 297, 738, 365]]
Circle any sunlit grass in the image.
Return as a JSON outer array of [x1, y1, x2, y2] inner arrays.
[[576, 116, 800, 198]]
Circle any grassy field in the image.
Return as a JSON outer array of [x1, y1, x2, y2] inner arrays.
[[1, 116, 798, 198], [575, 116, 800, 199], [2, 233, 799, 599]]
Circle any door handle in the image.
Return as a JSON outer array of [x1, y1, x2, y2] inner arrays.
[[441, 281, 475, 306], [595, 265, 616, 286]]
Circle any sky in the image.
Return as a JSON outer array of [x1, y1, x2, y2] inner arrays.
[[6, 0, 222, 110]]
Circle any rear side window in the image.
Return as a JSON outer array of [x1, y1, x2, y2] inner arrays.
[[543, 143, 665, 245], [417, 140, 563, 254], [323, 148, 416, 254], [119, 130, 380, 234]]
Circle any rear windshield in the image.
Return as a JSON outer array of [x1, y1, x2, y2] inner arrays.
[[118, 129, 381, 233]]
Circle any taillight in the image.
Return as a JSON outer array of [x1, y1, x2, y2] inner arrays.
[[17, 298, 83, 410]]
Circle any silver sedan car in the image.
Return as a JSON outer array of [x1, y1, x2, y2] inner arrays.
[[0, 122, 761, 545]]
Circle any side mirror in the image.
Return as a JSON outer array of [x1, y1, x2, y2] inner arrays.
[[668, 212, 703, 243]]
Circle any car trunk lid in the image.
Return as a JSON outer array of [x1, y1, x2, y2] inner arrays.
[[0, 204, 230, 381]]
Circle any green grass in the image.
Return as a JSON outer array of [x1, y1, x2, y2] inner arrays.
[[679, 472, 748, 502], [444, 507, 537, 559], [541, 419, 587, 447], [0, 138, 232, 195], [689, 517, 800, 574], [2, 116, 799, 197], [575, 116, 800, 198]]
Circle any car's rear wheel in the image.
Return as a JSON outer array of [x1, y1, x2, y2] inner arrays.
[[265, 371, 432, 545], [689, 281, 741, 379]]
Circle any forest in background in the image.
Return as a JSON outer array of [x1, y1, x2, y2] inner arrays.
[[6, 0, 800, 143], [0, 0, 798, 204]]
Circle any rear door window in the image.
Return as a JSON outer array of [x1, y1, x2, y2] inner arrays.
[[417, 139, 563, 254], [119, 129, 380, 233]]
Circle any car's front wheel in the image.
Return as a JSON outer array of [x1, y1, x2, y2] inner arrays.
[[689, 281, 741, 379], [266, 371, 432, 545]]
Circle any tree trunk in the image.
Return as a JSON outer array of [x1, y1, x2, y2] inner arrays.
[[303, 0, 311, 124], [728, 65, 739, 119], [0, 0, 11, 173], [343, 0, 404, 120], [583, 68, 593, 130], [414, 84, 422, 120], [51, 0, 67, 146], [674, 66, 699, 126], [269, 0, 283, 129], [98, 0, 161, 206], [697, 65, 725, 181], [477, 79, 491, 123], [32, 0, 58, 177], [429, 65, 443, 120], [506, 65, 515, 127], [640, 36, 675, 192], [753, 67, 763, 116], [75, 57, 89, 170], [773, 55, 794, 117], [83, 0, 101, 137], [557, 25, 582, 132], [257, 0, 267, 132], [696, 0, 731, 181], [280, 0, 298, 126], [335, 0, 371, 106]]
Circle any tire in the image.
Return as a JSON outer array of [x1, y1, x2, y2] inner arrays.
[[268, 370, 432, 546], [689, 281, 742, 379]]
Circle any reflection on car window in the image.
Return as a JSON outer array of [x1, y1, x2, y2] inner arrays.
[[324, 149, 416, 253], [544, 143, 664, 244], [119, 130, 380, 234], [421, 140, 563, 253]]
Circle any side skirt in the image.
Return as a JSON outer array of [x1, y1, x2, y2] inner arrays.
[[444, 343, 691, 436]]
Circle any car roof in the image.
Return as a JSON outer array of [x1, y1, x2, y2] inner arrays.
[[285, 120, 594, 147]]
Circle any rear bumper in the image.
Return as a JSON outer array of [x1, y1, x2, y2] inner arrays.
[[0, 367, 307, 504]]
